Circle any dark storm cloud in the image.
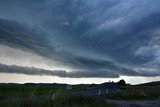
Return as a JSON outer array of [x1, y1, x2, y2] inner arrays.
[[0, 0, 160, 77], [0, 63, 158, 78], [0, 18, 145, 77], [0, 63, 119, 78], [72, 56, 157, 77], [0, 18, 53, 54], [0, 63, 66, 77]]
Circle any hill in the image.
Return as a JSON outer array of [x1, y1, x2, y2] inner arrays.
[[137, 81, 160, 86]]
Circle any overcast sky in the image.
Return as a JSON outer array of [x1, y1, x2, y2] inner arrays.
[[0, 0, 160, 84]]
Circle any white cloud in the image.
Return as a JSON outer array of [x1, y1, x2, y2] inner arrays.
[[0, 44, 71, 71]]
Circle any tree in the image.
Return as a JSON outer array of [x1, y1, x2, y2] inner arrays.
[[117, 79, 126, 87]]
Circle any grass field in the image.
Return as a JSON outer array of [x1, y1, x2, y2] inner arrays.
[[105, 86, 160, 100], [53, 94, 114, 107], [1, 96, 115, 107], [0, 83, 115, 107], [0, 83, 97, 99], [1, 91, 114, 107], [0, 83, 160, 106], [0, 83, 57, 99]]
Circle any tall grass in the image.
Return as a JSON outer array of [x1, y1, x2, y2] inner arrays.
[[0, 84, 56, 99], [0, 85, 115, 107], [53, 95, 114, 107], [1, 94, 114, 107]]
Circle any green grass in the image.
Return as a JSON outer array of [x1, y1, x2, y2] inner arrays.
[[54, 95, 114, 107], [0, 84, 115, 107], [0, 83, 59, 99], [1, 83, 160, 107], [1, 94, 114, 107], [0, 83, 91, 99]]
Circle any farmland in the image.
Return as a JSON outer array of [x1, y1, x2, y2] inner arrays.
[[105, 86, 160, 100], [0, 83, 114, 107], [0, 81, 160, 107]]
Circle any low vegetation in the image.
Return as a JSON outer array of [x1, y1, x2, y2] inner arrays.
[[0, 83, 57, 99], [53, 94, 114, 107], [1, 94, 114, 107], [0, 84, 114, 107], [0, 82, 160, 107], [105, 86, 160, 100], [0, 83, 96, 99]]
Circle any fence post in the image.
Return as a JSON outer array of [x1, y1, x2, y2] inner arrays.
[[98, 89, 101, 95], [52, 94, 55, 101]]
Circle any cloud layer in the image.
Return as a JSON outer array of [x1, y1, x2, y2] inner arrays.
[[0, 63, 157, 78], [0, 63, 119, 78], [0, 0, 160, 78]]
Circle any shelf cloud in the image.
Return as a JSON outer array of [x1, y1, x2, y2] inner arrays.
[[0, 0, 160, 80]]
